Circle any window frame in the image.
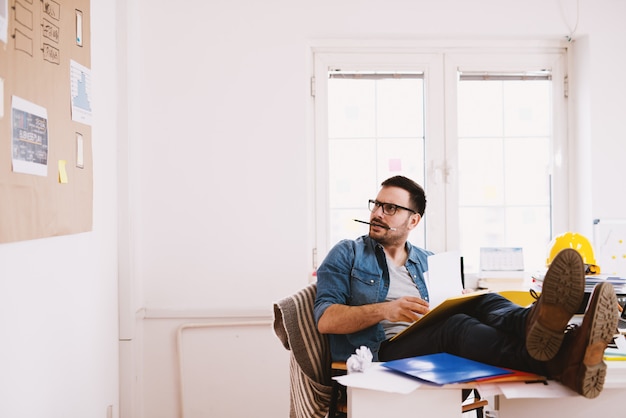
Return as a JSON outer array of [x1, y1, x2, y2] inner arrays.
[[311, 43, 568, 272], [443, 51, 569, 261], [312, 51, 445, 264]]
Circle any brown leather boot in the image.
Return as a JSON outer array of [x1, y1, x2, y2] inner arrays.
[[547, 282, 618, 398], [526, 248, 585, 361]]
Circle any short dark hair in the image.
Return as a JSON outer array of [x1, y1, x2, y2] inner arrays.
[[380, 176, 427, 216]]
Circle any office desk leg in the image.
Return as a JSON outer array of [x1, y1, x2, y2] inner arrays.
[[348, 386, 463, 417]]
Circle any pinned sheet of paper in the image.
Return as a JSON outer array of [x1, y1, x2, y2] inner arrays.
[[76, 132, 84, 168], [388, 158, 402, 172], [12, 96, 49, 176], [76, 10, 83, 46], [58, 160, 68, 183]]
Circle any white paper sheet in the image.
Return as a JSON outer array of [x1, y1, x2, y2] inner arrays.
[[426, 251, 463, 307], [497, 380, 578, 398], [616, 333, 626, 351], [70, 60, 93, 125], [0, 0, 7, 44], [11, 96, 49, 176], [333, 363, 423, 394]]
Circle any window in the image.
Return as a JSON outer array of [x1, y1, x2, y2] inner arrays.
[[327, 71, 426, 248], [456, 71, 553, 272], [313, 47, 567, 274]]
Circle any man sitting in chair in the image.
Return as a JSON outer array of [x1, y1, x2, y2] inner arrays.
[[314, 175, 618, 399]]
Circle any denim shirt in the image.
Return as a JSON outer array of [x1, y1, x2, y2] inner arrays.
[[313, 235, 433, 361]]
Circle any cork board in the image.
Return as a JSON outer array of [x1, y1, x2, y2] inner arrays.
[[0, 0, 92, 243]]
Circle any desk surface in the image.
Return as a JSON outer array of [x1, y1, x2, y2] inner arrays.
[[339, 359, 626, 392], [345, 361, 626, 418]]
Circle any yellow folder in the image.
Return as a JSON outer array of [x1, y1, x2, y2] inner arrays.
[[390, 290, 490, 342]]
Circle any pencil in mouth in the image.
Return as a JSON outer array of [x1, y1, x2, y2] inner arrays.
[[353, 219, 397, 231]]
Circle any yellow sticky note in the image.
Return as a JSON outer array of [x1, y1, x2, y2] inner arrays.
[[58, 160, 68, 183]]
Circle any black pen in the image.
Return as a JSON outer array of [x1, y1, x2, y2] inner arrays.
[[353, 219, 397, 231], [525, 380, 548, 385]]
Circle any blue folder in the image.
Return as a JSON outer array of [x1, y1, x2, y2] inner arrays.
[[382, 353, 512, 385]]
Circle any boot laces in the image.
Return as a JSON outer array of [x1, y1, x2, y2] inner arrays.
[[529, 288, 540, 301], [564, 323, 579, 336]]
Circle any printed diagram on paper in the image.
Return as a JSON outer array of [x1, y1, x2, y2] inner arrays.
[[70, 59, 93, 125], [11, 96, 48, 176]]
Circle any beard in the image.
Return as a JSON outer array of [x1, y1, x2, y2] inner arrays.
[[368, 218, 406, 246]]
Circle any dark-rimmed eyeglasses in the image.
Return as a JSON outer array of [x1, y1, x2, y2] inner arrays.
[[368, 199, 416, 216]]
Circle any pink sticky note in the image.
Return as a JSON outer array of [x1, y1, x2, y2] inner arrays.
[[389, 158, 402, 172]]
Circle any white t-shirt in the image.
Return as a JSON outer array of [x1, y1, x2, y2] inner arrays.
[[380, 254, 423, 339]]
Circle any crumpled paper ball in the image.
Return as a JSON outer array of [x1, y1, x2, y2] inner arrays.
[[346, 345, 373, 373]]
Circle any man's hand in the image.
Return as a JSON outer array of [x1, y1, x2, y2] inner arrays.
[[318, 297, 430, 334], [384, 296, 430, 323]]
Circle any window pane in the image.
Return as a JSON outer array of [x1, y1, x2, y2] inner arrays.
[[328, 78, 376, 138], [506, 206, 552, 272], [377, 79, 424, 137], [376, 138, 425, 186], [327, 75, 426, 247], [459, 207, 506, 271], [458, 138, 504, 206], [457, 81, 503, 137], [504, 81, 551, 137], [329, 138, 377, 208], [460, 206, 551, 273], [458, 76, 552, 273], [330, 208, 372, 249], [504, 137, 550, 206]]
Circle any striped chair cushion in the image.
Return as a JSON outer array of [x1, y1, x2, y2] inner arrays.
[[274, 283, 333, 418]]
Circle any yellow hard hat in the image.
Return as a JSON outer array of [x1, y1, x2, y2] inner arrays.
[[546, 232, 600, 274]]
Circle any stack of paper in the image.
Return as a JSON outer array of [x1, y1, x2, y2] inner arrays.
[[585, 275, 626, 294], [605, 348, 626, 361], [605, 334, 626, 361], [532, 273, 626, 294]]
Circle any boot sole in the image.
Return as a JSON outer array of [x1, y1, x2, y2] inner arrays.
[[576, 282, 618, 399], [527, 248, 585, 361]]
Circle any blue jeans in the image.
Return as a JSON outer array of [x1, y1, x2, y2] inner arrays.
[[378, 293, 548, 376]]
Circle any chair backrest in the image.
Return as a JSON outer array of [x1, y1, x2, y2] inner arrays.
[[273, 283, 333, 418]]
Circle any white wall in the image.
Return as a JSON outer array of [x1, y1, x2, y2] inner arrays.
[[0, 1, 119, 417], [585, 4, 626, 221]]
